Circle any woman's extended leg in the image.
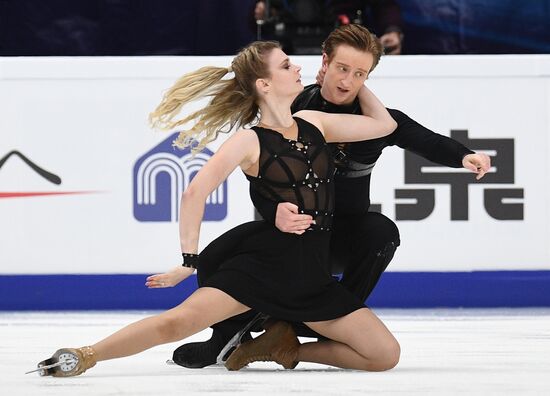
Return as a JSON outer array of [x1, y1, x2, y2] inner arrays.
[[302, 307, 400, 371], [91, 287, 250, 361], [37, 287, 251, 376]]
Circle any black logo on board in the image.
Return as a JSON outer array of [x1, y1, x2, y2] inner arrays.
[[395, 130, 524, 221]]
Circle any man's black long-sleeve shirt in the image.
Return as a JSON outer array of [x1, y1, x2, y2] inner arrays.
[[252, 84, 473, 220]]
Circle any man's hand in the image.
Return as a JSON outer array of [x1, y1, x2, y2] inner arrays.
[[145, 265, 194, 288], [462, 153, 491, 180], [275, 202, 314, 235], [315, 65, 326, 86]]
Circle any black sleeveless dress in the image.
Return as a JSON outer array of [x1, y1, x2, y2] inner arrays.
[[204, 117, 365, 322]]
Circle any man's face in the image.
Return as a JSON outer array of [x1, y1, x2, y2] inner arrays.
[[320, 45, 374, 105]]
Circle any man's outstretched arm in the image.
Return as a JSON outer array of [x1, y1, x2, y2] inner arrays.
[[387, 108, 491, 179]]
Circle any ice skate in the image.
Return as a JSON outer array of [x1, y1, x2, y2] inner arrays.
[[170, 328, 248, 368], [224, 321, 300, 371], [215, 312, 268, 365], [28, 346, 96, 377]]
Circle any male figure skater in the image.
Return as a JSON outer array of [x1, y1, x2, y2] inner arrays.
[[172, 24, 490, 368]]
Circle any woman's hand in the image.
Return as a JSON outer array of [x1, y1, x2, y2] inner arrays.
[[145, 265, 195, 288]]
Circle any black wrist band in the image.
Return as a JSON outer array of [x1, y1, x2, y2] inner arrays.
[[181, 253, 199, 269]]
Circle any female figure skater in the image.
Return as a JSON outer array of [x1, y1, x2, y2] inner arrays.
[[34, 40, 399, 377]]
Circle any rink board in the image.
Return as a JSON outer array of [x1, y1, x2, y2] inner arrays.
[[1, 55, 549, 308], [0, 271, 549, 310]]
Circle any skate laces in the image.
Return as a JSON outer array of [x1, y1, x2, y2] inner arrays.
[[78, 346, 97, 369]]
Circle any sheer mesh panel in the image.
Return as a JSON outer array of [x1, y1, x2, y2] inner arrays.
[[247, 117, 335, 231]]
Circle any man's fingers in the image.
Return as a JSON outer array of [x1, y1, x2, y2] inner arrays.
[[293, 218, 314, 226], [279, 201, 299, 213], [293, 221, 313, 231], [280, 220, 313, 233], [291, 214, 313, 221], [315, 69, 326, 86], [279, 203, 314, 219], [282, 214, 313, 223], [276, 202, 315, 234], [281, 219, 314, 232]]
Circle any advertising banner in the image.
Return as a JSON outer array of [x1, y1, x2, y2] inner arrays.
[[1, 55, 549, 308]]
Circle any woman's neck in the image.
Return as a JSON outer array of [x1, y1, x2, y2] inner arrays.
[[258, 98, 294, 128]]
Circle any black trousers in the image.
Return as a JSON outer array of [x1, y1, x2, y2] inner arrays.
[[197, 211, 400, 338]]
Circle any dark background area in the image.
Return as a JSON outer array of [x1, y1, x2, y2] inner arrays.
[[0, 0, 548, 56], [400, 0, 550, 54]]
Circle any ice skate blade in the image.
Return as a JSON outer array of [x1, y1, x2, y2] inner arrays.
[[25, 358, 76, 376], [167, 359, 230, 369], [215, 313, 267, 365]]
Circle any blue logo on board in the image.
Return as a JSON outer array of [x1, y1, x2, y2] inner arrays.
[[133, 133, 227, 222]]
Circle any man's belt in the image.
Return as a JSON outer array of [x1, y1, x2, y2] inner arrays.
[[335, 156, 376, 178]]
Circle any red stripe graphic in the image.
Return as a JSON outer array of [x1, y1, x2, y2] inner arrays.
[[0, 191, 101, 199]]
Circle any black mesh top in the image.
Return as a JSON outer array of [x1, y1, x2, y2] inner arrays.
[[246, 117, 335, 231]]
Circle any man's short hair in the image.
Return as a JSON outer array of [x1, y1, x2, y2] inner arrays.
[[322, 24, 384, 72]]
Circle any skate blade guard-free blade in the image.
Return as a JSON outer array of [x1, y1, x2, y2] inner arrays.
[[27, 347, 96, 377], [216, 313, 268, 365]]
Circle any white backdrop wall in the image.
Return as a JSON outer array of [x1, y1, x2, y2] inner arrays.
[[1, 55, 549, 274]]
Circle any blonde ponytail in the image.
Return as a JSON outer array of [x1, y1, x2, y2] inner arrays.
[[149, 41, 281, 153]]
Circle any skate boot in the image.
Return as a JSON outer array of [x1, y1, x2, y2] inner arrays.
[[171, 329, 250, 368], [30, 346, 96, 377], [224, 321, 300, 371], [170, 313, 266, 368], [215, 312, 268, 365]]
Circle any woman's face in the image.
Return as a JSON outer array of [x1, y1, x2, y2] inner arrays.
[[261, 48, 303, 99]]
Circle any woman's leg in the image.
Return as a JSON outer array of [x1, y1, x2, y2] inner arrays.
[[302, 308, 400, 371], [224, 308, 399, 372], [90, 287, 250, 361]]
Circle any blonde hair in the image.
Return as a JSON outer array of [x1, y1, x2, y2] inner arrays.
[[322, 24, 383, 72], [149, 41, 281, 152]]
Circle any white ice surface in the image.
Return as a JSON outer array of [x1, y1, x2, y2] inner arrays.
[[2, 309, 549, 395]]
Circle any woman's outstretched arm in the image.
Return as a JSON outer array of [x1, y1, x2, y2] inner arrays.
[[179, 129, 258, 253], [146, 129, 259, 288]]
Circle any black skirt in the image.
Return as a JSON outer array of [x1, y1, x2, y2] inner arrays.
[[204, 222, 365, 323]]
